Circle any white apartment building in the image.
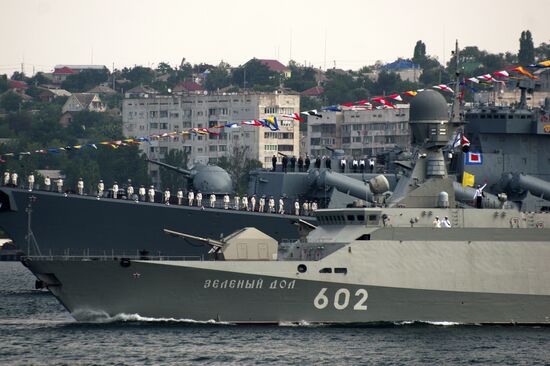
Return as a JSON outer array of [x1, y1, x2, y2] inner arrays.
[[122, 90, 300, 182], [308, 106, 410, 158]]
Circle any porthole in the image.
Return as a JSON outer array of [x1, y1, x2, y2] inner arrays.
[[297, 264, 307, 273]]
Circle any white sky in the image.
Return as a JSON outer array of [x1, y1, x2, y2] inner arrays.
[[2, 0, 549, 76]]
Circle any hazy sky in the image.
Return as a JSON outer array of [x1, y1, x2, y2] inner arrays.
[[2, 0, 549, 76]]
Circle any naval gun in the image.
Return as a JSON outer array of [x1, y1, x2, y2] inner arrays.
[[164, 228, 277, 260], [147, 159, 234, 194]]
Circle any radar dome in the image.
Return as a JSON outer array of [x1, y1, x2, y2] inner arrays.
[[410, 89, 448, 122]]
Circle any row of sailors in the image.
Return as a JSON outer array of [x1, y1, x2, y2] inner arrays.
[[3, 172, 319, 215]]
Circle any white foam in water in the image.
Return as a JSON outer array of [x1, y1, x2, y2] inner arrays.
[[393, 320, 462, 326], [278, 320, 327, 327], [71, 309, 232, 325]]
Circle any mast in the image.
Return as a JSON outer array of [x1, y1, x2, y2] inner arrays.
[[450, 40, 462, 124]]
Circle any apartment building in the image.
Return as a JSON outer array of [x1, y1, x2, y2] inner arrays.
[[308, 106, 410, 158], [122, 89, 300, 182]]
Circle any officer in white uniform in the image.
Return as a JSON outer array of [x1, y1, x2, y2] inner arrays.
[[188, 190, 194, 206], [3, 171, 9, 186], [223, 194, 230, 209], [28, 173, 35, 191], [56, 177, 63, 193], [11, 171, 18, 187], [112, 182, 119, 199], [234, 194, 240, 210], [259, 195, 265, 212], [311, 201, 318, 212], [302, 201, 309, 216], [164, 189, 171, 205], [148, 185, 155, 203], [127, 184, 135, 200], [242, 195, 249, 211], [176, 189, 183, 205], [210, 193, 216, 208], [44, 176, 51, 191], [196, 191, 203, 207], [294, 199, 300, 216], [98, 180, 105, 198], [278, 197, 284, 214], [77, 177, 84, 195], [250, 194, 257, 212], [138, 185, 146, 202], [268, 196, 275, 213]]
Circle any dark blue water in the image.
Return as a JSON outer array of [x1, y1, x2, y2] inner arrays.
[[1, 262, 550, 365]]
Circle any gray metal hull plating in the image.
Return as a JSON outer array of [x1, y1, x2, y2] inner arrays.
[[26, 239, 550, 324], [0, 188, 314, 256]]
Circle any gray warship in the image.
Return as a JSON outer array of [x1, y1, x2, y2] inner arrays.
[[22, 90, 550, 324], [4, 54, 550, 257]]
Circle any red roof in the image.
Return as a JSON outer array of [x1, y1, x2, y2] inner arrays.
[[8, 80, 29, 89], [175, 81, 205, 92], [257, 59, 289, 73], [301, 86, 324, 97], [53, 66, 77, 75]]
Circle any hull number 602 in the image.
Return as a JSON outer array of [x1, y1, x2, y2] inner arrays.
[[313, 288, 368, 310]]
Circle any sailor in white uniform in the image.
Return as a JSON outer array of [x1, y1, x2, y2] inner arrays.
[[223, 194, 230, 209], [188, 190, 194, 206], [28, 173, 35, 191], [210, 193, 216, 208], [98, 180, 105, 198], [164, 189, 171, 205], [148, 185, 155, 203], [77, 177, 84, 195]]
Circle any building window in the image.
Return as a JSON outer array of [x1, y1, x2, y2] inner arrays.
[[160, 123, 168, 129], [149, 111, 157, 118], [149, 123, 159, 129], [209, 145, 218, 152], [219, 145, 227, 151], [159, 147, 168, 154], [160, 110, 168, 118], [278, 144, 294, 152], [264, 144, 277, 151]]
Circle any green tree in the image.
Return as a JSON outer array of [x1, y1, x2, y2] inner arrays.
[[0, 74, 10, 93], [61, 68, 110, 92], [518, 30, 535, 65], [159, 148, 188, 191], [535, 42, 550, 61], [413, 40, 427, 63], [121, 66, 155, 88], [284, 61, 318, 92], [231, 59, 278, 90], [0, 92, 23, 112], [156, 62, 173, 75], [218, 145, 261, 194], [204, 64, 231, 91]]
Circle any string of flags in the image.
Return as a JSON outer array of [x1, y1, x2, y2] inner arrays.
[[1, 59, 549, 163], [299, 60, 549, 116]]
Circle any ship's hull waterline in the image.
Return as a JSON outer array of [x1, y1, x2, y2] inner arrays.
[[25, 239, 550, 324]]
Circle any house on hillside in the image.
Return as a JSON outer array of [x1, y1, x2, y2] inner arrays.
[[301, 86, 325, 101], [38, 87, 71, 102], [52, 65, 108, 84], [124, 86, 158, 99], [257, 59, 292, 78], [60, 93, 106, 126], [381, 59, 422, 83], [173, 81, 205, 94], [87, 85, 116, 95]]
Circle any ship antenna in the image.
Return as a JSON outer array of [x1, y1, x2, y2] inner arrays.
[[450, 39, 462, 124], [25, 195, 42, 256]]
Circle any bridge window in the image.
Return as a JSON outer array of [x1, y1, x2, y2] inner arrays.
[[347, 215, 355, 221], [334, 268, 348, 274], [319, 268, 332, 273], [356, 234, 371, 240]]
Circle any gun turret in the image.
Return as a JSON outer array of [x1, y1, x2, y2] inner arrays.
[[147, 159, 193, 178], [147, 159, 234, 194]]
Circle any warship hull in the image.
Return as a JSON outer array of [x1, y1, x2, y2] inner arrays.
[[0, 187, 314, 256], [25, 239, 550, 324]]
